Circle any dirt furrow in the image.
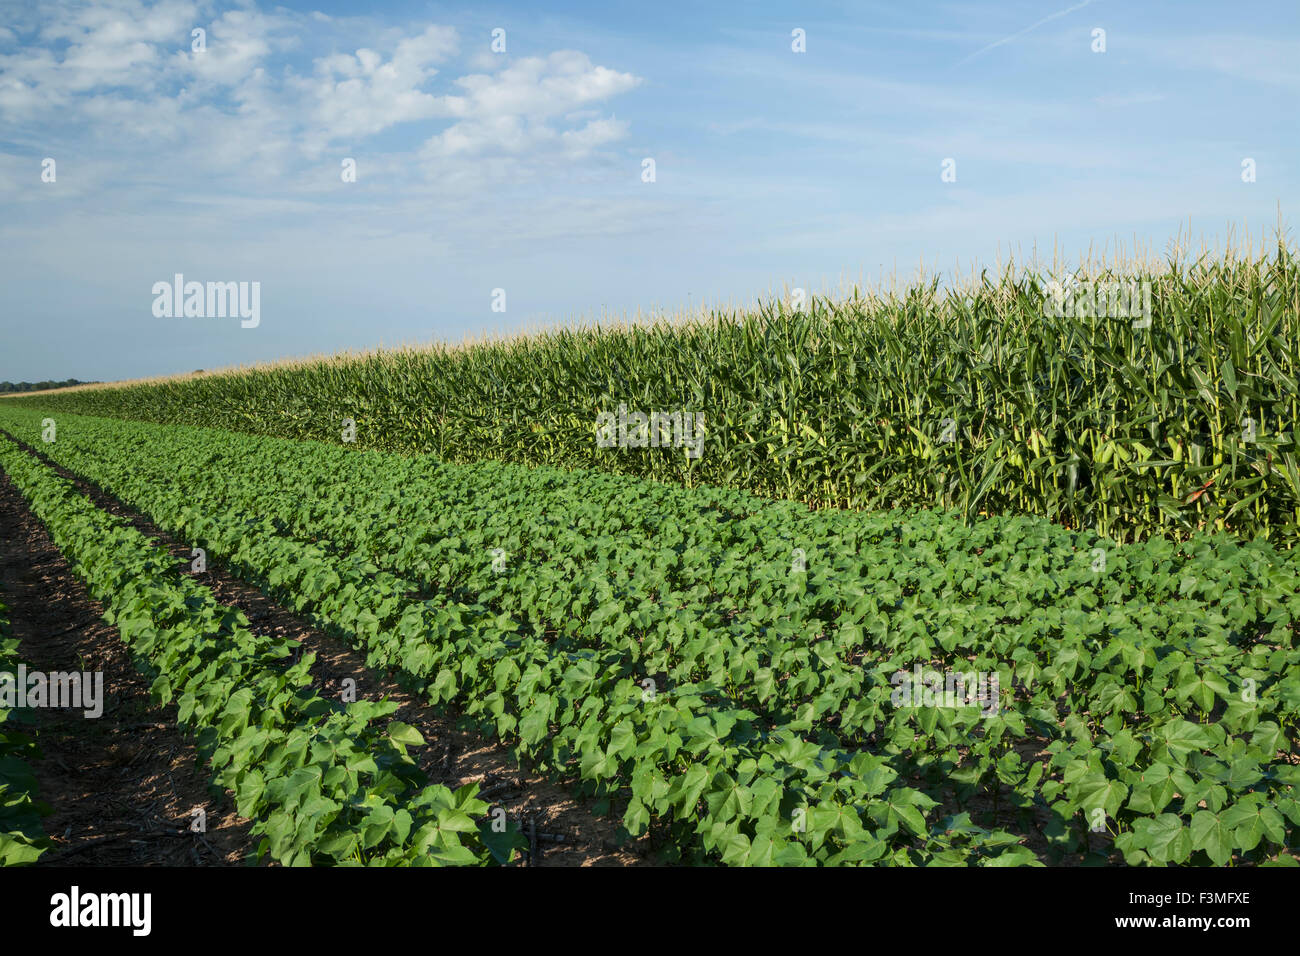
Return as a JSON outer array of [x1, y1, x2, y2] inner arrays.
[[4, 435, 654, 866], [0, 470, 256, 866]]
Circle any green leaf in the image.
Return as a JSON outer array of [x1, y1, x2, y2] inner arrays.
[[1189, 810, 1233, 865], [387, 722, 425, 747], [1142, 814, 1192, 864]]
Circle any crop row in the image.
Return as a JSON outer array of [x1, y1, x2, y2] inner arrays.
[[0, 410, 1036, 865], [0, 583, 50, 866], [7, 248, 1299, 544], [5, 408, 1300, 863], [0, 432, 522, 866]]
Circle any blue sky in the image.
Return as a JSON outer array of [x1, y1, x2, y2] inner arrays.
[[1, 0, 1297, 381]]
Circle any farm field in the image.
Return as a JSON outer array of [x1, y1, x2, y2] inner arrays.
[[0, 426, 518, 866], [8, 2, 1300, 940], [0, 395, 1297, 867], [17, 248, 1300, 546]]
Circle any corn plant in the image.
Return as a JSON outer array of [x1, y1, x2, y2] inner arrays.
[[5, 242, 1298, 544]]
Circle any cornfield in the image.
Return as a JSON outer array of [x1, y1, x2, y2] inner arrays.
[[10, 241, 1300, 545]]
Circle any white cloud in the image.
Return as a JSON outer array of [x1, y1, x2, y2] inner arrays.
[[34, 0, 198, 91], [172, 8, 291, 88], [417, 51, 639, 168], [466, 50, 501, 71], [0, 2, 639, 186], [291, 25, 458, 151], [448, 51, 639, 119], [561, 116, 630, 156], [0, 74, 43, 116]]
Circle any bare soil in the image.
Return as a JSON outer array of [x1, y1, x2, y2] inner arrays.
[[2, 439, 655, 866], [0, 471, 256, 865]]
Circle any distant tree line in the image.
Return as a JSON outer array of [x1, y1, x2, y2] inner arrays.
[[0, 379, 96, 394]]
